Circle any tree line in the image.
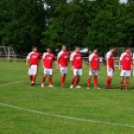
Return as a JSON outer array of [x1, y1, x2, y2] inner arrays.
[[0, 0, 134, 54]]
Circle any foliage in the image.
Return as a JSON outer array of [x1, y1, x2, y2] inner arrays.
[[0, 0, 134, 53]]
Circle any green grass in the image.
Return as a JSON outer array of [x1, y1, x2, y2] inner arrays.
[[0, 59, 134, 134]]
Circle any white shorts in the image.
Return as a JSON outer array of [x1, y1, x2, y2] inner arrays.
[[120, 70, 131, 77], [107, 68, 114, 76], [89, 70, 99, 76], [60, 66, 68, 74], [74, 69, 82, 76], [28, 65, 38, 76], [44, 68, 53, 75]]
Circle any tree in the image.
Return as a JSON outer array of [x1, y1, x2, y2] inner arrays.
[[0, 0, 46, 52]]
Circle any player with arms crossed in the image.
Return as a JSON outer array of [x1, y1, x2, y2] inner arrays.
[[119, 46, 133, 90], [105, 46, 115, 89], [41, 47, 55, 88], [70, 46, 83, 89], [87, 48, 100, 89], [26, 46, 41, 86], [57, 45, 70, 88]]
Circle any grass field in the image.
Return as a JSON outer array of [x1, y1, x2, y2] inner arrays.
[[0, 59, 134, 134]]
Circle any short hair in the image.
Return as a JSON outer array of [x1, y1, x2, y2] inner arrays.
[[125, 46, 131, 50], [109, 46, 115, 50], [46, 46, 51, 49], [62, 45, 67, 47], [93, 47, 98, 51], [32, 45, 37, 49], [75, 46, 80, 49]]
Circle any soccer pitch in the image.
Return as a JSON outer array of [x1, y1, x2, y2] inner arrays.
[[0, 59, 134, 134]]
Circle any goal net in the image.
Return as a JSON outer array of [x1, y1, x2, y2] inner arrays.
[[0, 46, 17, 62]]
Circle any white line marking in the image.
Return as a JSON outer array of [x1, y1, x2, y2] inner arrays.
[[0, 102, 134, 128], [0, 81, 27, 87]]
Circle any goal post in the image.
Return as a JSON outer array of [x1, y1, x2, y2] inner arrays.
[[0, 46, 17, 62]]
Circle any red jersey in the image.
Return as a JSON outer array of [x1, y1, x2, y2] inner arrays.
[[57, 51, 70, 67], [27, 52, 41, 66], [106, 51, 114, 69], [70, 52, 82, 69], [120, 52, 132, 70], [89, 53, 99, 70], [42, 52, 55, 68]]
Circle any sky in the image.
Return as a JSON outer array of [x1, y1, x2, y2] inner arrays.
[[120, 0, 127, 3]]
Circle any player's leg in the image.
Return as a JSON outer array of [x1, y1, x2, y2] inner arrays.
[[31, 65, 38, 86], [41, 68, 48, 88], [48, 69, 53, 88], [93, 70, 100, 89], [70, 75, 76, 89], [76, 75, 81, 88], [94, 76, 100, 89], [28, 67, 33, 82], [76, 69, 82, 88], [125, 71, 131, 90], [120, 70, 126, 90], [70, 69, 77, 89], [126, 77, 130, 90], [105, 69, 113, 89], [87, 70, 93, 89], [48, 75, 53, 87], [120, 76, 124, 90], [60, 67, 67, 87], [87, 76, 92, 89]]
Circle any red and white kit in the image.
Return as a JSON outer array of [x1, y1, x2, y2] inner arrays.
[[89, 53, 99, 76], [57, 51, 70, 74], [120, 52, 132, 77], [27, 52, 41, 75], [70, 52, 83, 76], [106, 51, 114, 76], [42, 52, 55, 75]]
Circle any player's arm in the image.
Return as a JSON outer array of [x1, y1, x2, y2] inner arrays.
[[119, 54, 123, 71], [131, 60, 133, 71], [26, 59, 29, 66], [41, 53, 45, 69], [133, 54, 134, 69], [106, 58, 110, 70], [89, 55, 93, 70], [56, 57, 60, 70], [41, 59, 44, 69], [118, 60, 121, 71], [26, 54, 30, 66], [106, 53, 111, 70], [133, 60, 134, 69], [70, 54, 74, 71], [98, 60, 100, 71]]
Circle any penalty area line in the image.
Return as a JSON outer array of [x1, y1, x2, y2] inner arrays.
[[0, 102, 134, 128]]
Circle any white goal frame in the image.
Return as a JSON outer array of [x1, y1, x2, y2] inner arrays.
[[0, 46, 17, 62]]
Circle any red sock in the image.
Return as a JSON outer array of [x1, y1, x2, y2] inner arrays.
[[94, 77, 98, 86], [42, 76, 46, 83], [76, 77, 80, 86], [49, 77, 52, 84], [106, 77, 111, 87], [88, 78, 91, 86], [109, 77, 112, 88], [30, 76, 33, 81], [126, 81, 129, 89], [120, 81, 124, 89], [32, 77, 36, 83], [61, 76, 65, 85], [71, 77, 76, 85]]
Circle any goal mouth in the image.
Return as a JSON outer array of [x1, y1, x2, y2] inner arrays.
[[0, 46, 17, 61]]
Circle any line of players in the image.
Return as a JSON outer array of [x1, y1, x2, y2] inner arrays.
[[26, 45, 134, 90]]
